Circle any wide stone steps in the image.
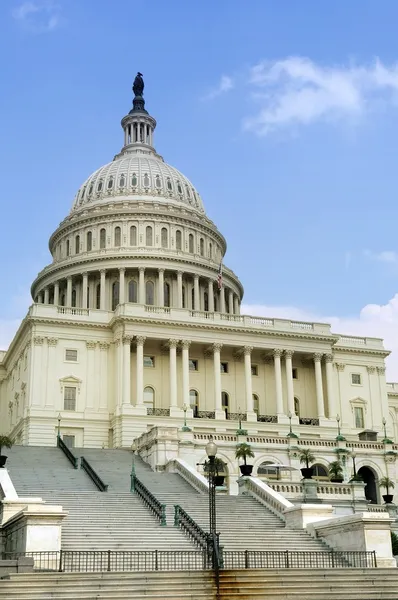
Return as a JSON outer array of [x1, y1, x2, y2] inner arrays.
[[0, 571, 216, 600]]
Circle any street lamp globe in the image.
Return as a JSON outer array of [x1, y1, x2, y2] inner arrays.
[[206, 438, 218, 459]]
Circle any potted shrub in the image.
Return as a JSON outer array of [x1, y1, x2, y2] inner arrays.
[[299, 448, 315, 479], [328, 460, 344, 483], [0, 435, 13, 468], [236, 442, 255, 476], [204, 457, 226, 486], [380, 476, 395, 504]]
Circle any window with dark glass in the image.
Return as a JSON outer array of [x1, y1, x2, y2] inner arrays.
[[146, 281, 154, 305], [188, 234, 194, 253], [75, 235, 80, 254], [87, 231, 92, 251], [112, 281, 120, 311], [200, 238, 204, 256], [220, 362, 229, 374], [189, 359, 198, 371], [161, 227, 168, 248], [107, 178, 113, 190], [176, 230, 182, 250], [128, 280, 138, 303], [96, 284, 101, 309], [71, 289, 76, 308], [132, 174, 138, 187], [144, 356, 155, 368], [164, 282, 170, 307], [146, 226, 153, 246], [130, 225, 137, 246], [204, 292, 209, 312], [114, 226, 121, 247], [100, 228, 106, 249], [97, 180, 103, 192], [66, 240, 70, 256], [251, 365, 258, 376]]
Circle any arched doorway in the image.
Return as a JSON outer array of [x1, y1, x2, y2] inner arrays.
[[358, 466, 378, 504]]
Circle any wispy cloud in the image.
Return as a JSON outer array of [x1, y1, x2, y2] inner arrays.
[[203, 75, 234, 101], [364, 249, 398, 264], [12, 1, 62, 33], [243, 56, 398, 136]]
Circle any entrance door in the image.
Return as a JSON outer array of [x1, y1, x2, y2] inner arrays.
[[358, 466, 378, 504]]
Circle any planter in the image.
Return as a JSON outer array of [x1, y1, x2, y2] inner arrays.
[[383, 494, 394, 504], [301, 467, 313, 479], [214, 475, 225, 487], [330, 477, 344, 484], [0, 455, 8, 468], [239, 464, 253, 476]]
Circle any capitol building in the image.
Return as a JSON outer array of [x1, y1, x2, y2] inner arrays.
[[1, 74, 397, 505]]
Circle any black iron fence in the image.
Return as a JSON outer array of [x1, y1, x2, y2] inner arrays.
[[2, 549, 377, 572]]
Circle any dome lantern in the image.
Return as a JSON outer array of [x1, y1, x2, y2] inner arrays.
[[120, 72, 157, 154]]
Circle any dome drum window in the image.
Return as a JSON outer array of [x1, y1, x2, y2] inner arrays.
[[143, 174, 150, 188], [97, 180, 103, 192], [119, 175, 126, 188], [107, 178, 114, 190], [155, 175, 162, 189], [177, 181, 183, 195], [132, 174, 138, 187], [167, 178, 172, 192]]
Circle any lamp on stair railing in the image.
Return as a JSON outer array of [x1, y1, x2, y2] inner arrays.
[[57, 413, 61, 440], [205, 437, 221, 571]]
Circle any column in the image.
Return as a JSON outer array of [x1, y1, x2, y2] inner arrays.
[[122, 335, 132, 406], [100, 270, 106, 310], [181, 340, 191, 408], [234, 296, 239, 315], [119, 268, 125, 304], [139, 267, 145, 304], [177, 271, 183, 308], [135, 336, 146, 406], [213, 343, 225, 419], [244, 346, 255, 417], [208, 280, 214, 312], [220, 289, 226, 313], [158, 269, 165, 307], [169, 339, 178, 410], [325, 354, 336, 419], [82, 273, 88, 309], [273, 349, 284, 416], [54, 281, 59, 306], [66, 276, 72, 307], [44, 287, 49, 305], [228, 290, 234, 314], [194, 275, 200, 310], [313, 353, 325, 418], [284, 350, 295, 415]]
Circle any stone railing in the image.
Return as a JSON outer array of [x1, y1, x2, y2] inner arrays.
[[167, 458, 209, 494], [194, 433, 238, 443], [239, 476, 293, 521], [267, 481, 353, 498]]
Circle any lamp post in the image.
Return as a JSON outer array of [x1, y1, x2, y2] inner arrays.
[[57, 413, 61, 439], [288, 411, 293, 435], [336, 414, 341, 438], [205, 436, 219, 567], [182, 404, 191, 432], [382, 417, 388, 440], [351, 451, 357, 479], [130, 441, 137, 492]]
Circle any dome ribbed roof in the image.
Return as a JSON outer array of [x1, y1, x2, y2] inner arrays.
[[71, 153, 205, 214]]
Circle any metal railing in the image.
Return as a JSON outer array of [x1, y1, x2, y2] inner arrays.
[[2, 549, 377, 572], [174, 505, 209, 551], [257, 415, 278, 423], [147, 408, 171, 417], [299, 417, 320, 426], [196, 411, 215, 419], [132, 476, 166, 526], [80, 457, 108, 492], [222, 550, 377, 569], [57, 436, 78, 469]]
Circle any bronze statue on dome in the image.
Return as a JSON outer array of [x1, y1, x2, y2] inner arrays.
[[133, 72, 144, 97]]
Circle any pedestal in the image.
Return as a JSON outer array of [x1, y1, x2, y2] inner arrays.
[[302, 478, 320, 503]]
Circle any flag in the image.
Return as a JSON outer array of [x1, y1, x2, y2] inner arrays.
[[217, 261, 223, 290]]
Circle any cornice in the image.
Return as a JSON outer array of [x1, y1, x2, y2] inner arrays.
[[333, 345, 390, 358]]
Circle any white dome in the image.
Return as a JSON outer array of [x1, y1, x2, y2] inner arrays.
[[71, 153, 205, 214]]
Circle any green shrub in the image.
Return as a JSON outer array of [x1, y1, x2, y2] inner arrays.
[[391, 532, 398, 556]]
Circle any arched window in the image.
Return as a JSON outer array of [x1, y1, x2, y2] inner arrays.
[[204, 292, 209, 312], [167, 178, 172, 191], [161, 227, 168, 248], [132, 174, 138, 187], [312, 464, 329, 480], [294, 397, 300, 417], [209, 243, 213, 259], [188, 234, 194, 253], [190, 389, 199, 417], [107, 178, 113, 190], [182, 285, 186, 308], [128, 280, 138, 303], [96, 284, 100, 309], [143, 173, 150, 188], [112, 281, 120, 311], [87, 231, 92, 251], [200, 238, 204, 256], [114, 226, 121, 247], [100, 228, 106, 249], [146, 281, 154, 305], [130, 225, 137, 246], [213, 294, 218, 312], [144, 386, 155, 410], [253, 394, 259, 414], [146, 226, 153, 246], [176, 230, 182, 250], [60, 293, 65, 307], [97, 179, 103, 192], [222, 392, 229, 417], [71, 289, 77, 308], [191, 288, 195, 310], [75, 235, 80, 254], [155, 175, 162, 189], [66, 240, 70, 257], [164, 282, 171, 307], [119, 174, 126, 188]]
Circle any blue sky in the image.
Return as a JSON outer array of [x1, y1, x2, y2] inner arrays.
[[2, 0, 398, 375]]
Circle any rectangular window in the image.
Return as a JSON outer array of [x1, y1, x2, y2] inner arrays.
[[189, 359, 198, 371], [351, 373, 362, 385], [251, 365, 258, 376], [354, 406, 364, 429], [63, 435, 75, 448], [144, 356, 155, 368], [220, 362, 229, 374], [65, 349, 78, 362], [292, 368, 298, 380], [64, 386, 77, 411]]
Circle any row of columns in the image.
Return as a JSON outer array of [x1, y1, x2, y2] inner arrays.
[[120, 337, 334, 420], [36, 267, 240, 314]]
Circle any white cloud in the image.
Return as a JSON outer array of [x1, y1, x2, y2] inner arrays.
[[244, 56, 398, 135], [364, 249, 398, 264], [242, 293, 398, 381], [12, 1, 61, 33], [203, 75, 234, 101]]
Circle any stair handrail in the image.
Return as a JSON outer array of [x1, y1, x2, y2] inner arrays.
[[174, 504, 210, 551], [57, 436, 78, 469], [167, 458, 209, 494], [241, 476, 294, 520], [80, 456, 108, 492], [132, 475, 166, 526]]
